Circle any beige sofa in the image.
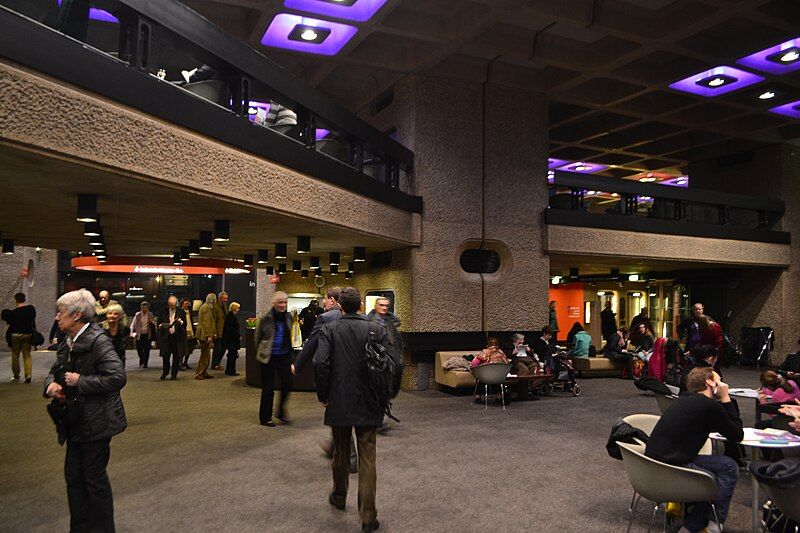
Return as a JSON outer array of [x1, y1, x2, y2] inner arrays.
[[570, 356, 624, 377], [434, 350, 481, 389]]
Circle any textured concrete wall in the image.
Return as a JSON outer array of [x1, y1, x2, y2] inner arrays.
[[0, 246, 57, 351], [546, 225, 791, 267], [689, 145, 799, 363], [387, 76, 549, 333], [0, 60, 418, 247]]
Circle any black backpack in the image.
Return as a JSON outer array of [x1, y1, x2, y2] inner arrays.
[[364, 323, 401, 422]]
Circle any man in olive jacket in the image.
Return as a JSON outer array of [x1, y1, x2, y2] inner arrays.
[[195, 293, 217, 379], [211, 291, 229, 370], [45, 289, 127, 533], [314, 287, 401, 533]]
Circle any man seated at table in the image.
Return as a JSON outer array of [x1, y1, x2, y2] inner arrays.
[[531, 326, 555, 374], [646, 366, 744, 533], [604, 327, 634, 379]]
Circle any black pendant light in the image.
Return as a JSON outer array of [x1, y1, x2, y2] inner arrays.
[[330, 264, 339, 275], [310, 256, 320, 270], [348, 261, 355, 273], [266, 266, 274, 275], [188, 239, 200, 256], [297, 235, 311, 254], [2, 239, 14, 255], [292, 260, 301, 272], [76, 194, 98, 222], [329, 252, 340, 266], [214, 219, 230, 242], [278, 263, 287, 274], [301, 269, 309, 278], [353, 246, 366, 262], [88, 232, 104, 246], [344, 271, 352, 280], [83, 221, 102, 237], [199, 231, 213, 250], [275, 243, 287, 259], [243, 254, 254, 268], [180, 246, 190, 262], [257, 249, 269, 264], [172, 252, 182, 265]]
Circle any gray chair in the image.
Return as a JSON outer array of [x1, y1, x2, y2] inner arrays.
[[617, 441, 720, 533], [760, 484, 800, 530], [470, 362, 512, 410]]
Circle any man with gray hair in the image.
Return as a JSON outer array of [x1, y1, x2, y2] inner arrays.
[[45, 288, 127, 532], [211, 291, 229, 370], [157, 296, 187, 381]]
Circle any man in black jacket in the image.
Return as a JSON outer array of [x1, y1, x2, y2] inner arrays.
[[314, 287, 400, 533], [157, 296, 187, 380], [45, 289, 127, 533], [646, 366, 743, 533], [604, 327, 634, 379], [600, 301, 617, 341], [293, 287, 341, 375]]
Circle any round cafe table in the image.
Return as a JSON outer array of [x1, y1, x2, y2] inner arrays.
[[709, 427, 800, 533]]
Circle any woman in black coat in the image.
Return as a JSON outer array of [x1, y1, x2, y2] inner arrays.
[[45, 289, 127, 532], [222, 302, 242, 376], [102, 303, 130, 365]]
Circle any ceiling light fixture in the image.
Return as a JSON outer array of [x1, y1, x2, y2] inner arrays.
[[670, 66, 763, 97], [2, 239, 14, 255], [768, 47, 800, 64], [83, 222, 102, 237], [330, 264, 339, 275], [348, 261, 355, 273], [353, 246, 366, 262], [300, 28, 318, 41], [639, 176, 657, 183], [344, 271, 352, 280], [297, 235, 311, 254], [329, 252, 340, 266], [310, 256, 320, 270], [266, 266, 275, 275], [88, 233, 104, 246], [292, 260, 301, 272], [278, 263, 287, 274], [738, 38, 800, 75], [180, 246, 190, 262], [275, 243, 287, 259], [76, 194, 98, 222], [768, 99, 800, 119], [244, 254, 254, 268], [759, 91, 776, 100], [189, 239, 200, 256], [301, 269, 309, 279], [213, 220, 230, 242], [288, 23, 332, 44], [284, 0, 386, 22], [261, 14, 357, 56], [172, 252, 182, 265], [199, 231, 213, 250], [257, 249, 269, 264]]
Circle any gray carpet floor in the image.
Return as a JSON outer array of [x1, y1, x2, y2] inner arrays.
[[0, 350, 769, 532]]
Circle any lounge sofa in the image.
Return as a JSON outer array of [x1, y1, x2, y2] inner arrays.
[[434, 350, 481, 389], [570, 356, 624, 377]]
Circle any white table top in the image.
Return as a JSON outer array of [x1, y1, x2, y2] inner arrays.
[[710, 427, 800, 448], [729, 388, 760, 399]]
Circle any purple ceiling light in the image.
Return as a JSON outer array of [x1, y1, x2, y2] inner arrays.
[[768, 99, 800, 119], [737, 38, 800, 75], [57, 0, 118, 23], [548, 158, 568, 169], [668, 66, 764, 97], [261, 14, 357, 56], [555, 161, 608, 174], [284, 0, 389, 22], [661, 176, 690, 188], [315, 128, 330, 141]]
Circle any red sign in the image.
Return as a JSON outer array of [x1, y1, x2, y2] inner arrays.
[[269, 275, 281, 284], [71, 256, 251, 275]]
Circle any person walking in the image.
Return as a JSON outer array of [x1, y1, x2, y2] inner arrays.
[[194, 293, 217, 380], [366, 296, 403, 360], [94, 290, 120, 325], [101, 303, 129, 366], [314, 287, 401, 533], [293, 287, 342, 375], [6, 292, 36, 383], [222, 302, 242, 376], [255, 291, 293, 426], [179, 298, 195, 370], [130, 302, 155, 368], [157, 296, 186, 381], [45, 289, 127, 533], [211, 291, 229, 371], [299, 299, 319, 341]]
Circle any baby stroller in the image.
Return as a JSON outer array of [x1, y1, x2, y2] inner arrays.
[[537, 352, 581, 397]]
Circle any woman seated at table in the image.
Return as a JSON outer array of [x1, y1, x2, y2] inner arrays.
[[759, 370, 800, 405], [472, 337, 509, 403]]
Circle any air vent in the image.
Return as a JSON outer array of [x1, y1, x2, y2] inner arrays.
[[459, 249, 500, 274]]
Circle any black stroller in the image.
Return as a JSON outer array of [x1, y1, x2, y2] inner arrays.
[[537, 351, 581, 397]]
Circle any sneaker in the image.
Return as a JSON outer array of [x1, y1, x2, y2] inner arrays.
[[10, 376, 19, 382], [24, 377, 31, 384], [261, 420, 276, 427]]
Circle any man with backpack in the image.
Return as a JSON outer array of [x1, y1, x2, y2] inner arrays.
[[314, 287, 402, 533]]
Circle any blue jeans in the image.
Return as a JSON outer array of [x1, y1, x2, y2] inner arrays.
[[682, 454, 739, 532]]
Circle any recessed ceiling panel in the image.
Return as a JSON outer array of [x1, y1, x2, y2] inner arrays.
[[284, 0, 389, 22], [261, 13, 357, 56]]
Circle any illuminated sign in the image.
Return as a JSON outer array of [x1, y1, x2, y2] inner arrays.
[[72, 256, 251, 275]]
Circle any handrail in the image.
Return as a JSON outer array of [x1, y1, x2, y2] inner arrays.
[[553, 172, 784, 213], [119, 0, 413, 170]]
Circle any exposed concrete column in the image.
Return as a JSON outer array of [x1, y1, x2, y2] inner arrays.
[[389, 75, 549, 334]]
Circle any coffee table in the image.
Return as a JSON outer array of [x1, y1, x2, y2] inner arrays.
[[506, 373, 552, 401]]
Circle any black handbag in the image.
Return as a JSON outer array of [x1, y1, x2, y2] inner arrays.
[[31, 328, 45, 347]]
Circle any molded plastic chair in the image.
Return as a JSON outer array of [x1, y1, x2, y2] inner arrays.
[[655, 394, 677, 414], [617, 441, 720, 533], [470, 362, 512, 410], [761, 484, 800, 526], [624, 414, 660, 436]]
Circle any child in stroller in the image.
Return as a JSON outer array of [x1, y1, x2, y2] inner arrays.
[[536, 351, 581, 397]]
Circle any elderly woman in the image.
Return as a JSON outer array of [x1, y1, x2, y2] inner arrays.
[[194, 293, 217, 380], [255, 291, 293, 426], [510, 333, 540, 376], [44, 289, 127, 532], [222, 301, 242, 376], [130, 301, 155, 368], [179, 298, 195, 370], [472, 337, 509, 403], [102, 303, 129, 366]]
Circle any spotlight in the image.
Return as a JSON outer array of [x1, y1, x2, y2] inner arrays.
[[767, 47, 800, 65], [214, 220, 230, 242], [288, 24, 331, 44], [266, 266, 274, 275], [348, 261, 355, 273], [551, 276, 561, 285], [330, 264, 339, 275], [329, 252, 340, 266], [344, 271, 352, 280], [310, 256, 320, 270], [2, 239, 14, 255], [275, 243, 287, 259], [172, 252, 182, 265], [353, 246, 366, 262], [258, 249, 269, 264], [199, 231, 213, 250], [278, 263, 287, 274], [83, 222, 102, 237], [628, 274, 640, 282], [180, 246, 190, 262], [244, 254, 254, 268], [76, 194, 98, 222], [695, 74, 737, 88], [292, 260, 301, 272], [297, 235, 311, 254], [759, 91, 776, 100], [301, 269, 309, 279], [189, 239, 200, 256], [301, 29, 318, 41], [88, 233, 104, 246]]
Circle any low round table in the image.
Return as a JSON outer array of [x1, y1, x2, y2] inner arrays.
[[709, 427, 800, 532]]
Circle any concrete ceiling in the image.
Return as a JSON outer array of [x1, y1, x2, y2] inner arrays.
[[0, 143, 402, 263], [549, 252, 746, 277], [179, 0, 800, 179]]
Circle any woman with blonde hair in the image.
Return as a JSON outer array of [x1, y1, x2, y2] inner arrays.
[[254, 291, 293, 426], [102, 303, 129, 366]]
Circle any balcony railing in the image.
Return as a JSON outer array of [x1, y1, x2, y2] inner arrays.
[[547, 172, 788, 245], [0, 0, 421, 213]]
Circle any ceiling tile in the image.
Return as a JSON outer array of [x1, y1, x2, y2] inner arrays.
[[612, 51, 708, 85], [560, 77, 647, 106], [613, 90, 697, 115], [677, 18, 791, 59], [550, 112, 639, 142]]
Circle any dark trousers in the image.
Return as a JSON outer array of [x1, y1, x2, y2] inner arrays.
[[211, 338, 225, 367], [224, 345, 239, 375], [607, 351, 633, 376], [682, 454, 738, 531], [162, 335, 180, 378], [135, 337, 151, 367], [259, 357, 293, 423], [331, 426, 377, 525], [65, 437, 115, 533]]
